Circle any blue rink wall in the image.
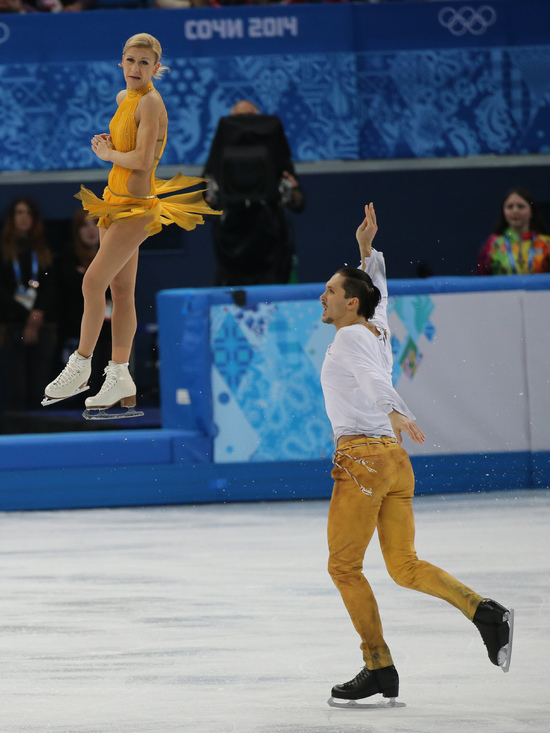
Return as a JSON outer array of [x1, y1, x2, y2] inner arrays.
[[1, 276, 549, 512]]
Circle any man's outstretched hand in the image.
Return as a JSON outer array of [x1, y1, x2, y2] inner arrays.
[[356, 202, 378, 262], [389, 410, 426, 445]]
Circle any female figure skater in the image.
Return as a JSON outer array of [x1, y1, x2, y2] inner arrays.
[[43, 33, 218, 418]]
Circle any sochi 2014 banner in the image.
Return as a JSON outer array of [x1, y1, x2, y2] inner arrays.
[[1, 1, 550, 171]]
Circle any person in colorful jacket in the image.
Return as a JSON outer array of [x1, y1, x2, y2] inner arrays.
[[476, 187, 550, 276]]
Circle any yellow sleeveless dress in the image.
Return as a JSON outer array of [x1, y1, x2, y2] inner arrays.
[[75, 82, 218, 236]]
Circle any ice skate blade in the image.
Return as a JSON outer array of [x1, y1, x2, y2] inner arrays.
[[42, 385, 89, 406], [83, 407, 144, 421], [498, 608, 514, 673], [328, 696, 405, 709]]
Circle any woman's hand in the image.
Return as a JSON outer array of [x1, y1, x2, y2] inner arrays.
[[91, 134, 114, 162]]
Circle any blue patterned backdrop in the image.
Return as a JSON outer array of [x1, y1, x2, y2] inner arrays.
[[358, 47, 550, 158], [211, 294, 436, 463], [0, 2, 550, 171]]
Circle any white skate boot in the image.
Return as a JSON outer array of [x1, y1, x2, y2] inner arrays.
[[42, 351, 92, 406], [83, 361, 144, 420]]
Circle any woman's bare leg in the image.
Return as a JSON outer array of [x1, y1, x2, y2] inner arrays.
[[110, 249, 139, 364], [78, 219, 148, 358]]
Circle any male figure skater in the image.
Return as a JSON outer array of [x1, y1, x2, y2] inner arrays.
[[319, 203, 513, 707]]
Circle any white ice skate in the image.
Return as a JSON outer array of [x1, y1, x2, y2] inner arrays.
[[42, 351, 91, 406], [83, 361, 144, 420]]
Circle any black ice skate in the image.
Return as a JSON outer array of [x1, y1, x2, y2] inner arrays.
[[328, 664, 405, 709], [473, 598, 514, 673]]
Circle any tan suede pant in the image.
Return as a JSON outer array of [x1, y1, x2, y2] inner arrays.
[[327, 436, 483, 669]]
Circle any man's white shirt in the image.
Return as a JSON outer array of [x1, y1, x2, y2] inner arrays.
[[320, 248, 415, 443]]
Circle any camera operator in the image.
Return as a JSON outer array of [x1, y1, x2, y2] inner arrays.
[[204, 100, 305, 286]]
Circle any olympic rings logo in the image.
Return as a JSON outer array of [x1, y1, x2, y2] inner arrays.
[[0, 23, 10, 46], [438, 5, 497, 36]]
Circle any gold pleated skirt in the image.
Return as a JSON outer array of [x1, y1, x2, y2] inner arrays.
[[75, 174, 219, 236]]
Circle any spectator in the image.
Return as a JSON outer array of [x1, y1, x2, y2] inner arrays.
[[476, 187, 550, 275], [55, 210, 112, 398], [34, 0, 96, 11], [154, 0, 192, 7], [203, 99, 305, 286], [184, 1, 272, 6], [0, 0, 37, 11], [0, 197, 57, 411]]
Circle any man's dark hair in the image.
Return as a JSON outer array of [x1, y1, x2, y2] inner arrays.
[[336, 267, 381, 320]]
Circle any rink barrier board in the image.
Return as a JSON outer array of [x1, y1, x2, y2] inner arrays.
[[0, 447, 547, 512], [157, 275, 550, 458], [0, 428, 208, 472], [157, 274, 550, 436], [1, 274, 549, 512]]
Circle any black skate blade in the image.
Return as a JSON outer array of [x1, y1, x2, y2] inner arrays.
[[42, 385, 89, 407], [328, 696, 405, 709], [82, 407, 144, 421], [499, 608, 514, 673]]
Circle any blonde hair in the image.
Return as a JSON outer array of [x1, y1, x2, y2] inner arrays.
[[123, 33, 170, 79]]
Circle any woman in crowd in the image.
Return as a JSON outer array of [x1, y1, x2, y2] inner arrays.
[[476, 187, 550, 275], [43, 32, 219, 418], [0, 197, 57, 410]]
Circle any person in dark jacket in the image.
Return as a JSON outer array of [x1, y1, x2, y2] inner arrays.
[[0, 197, 57, 410], [203, 100, 305, 286]]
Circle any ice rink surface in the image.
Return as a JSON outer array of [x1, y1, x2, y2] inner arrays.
[[1, 489, 549, 733]]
